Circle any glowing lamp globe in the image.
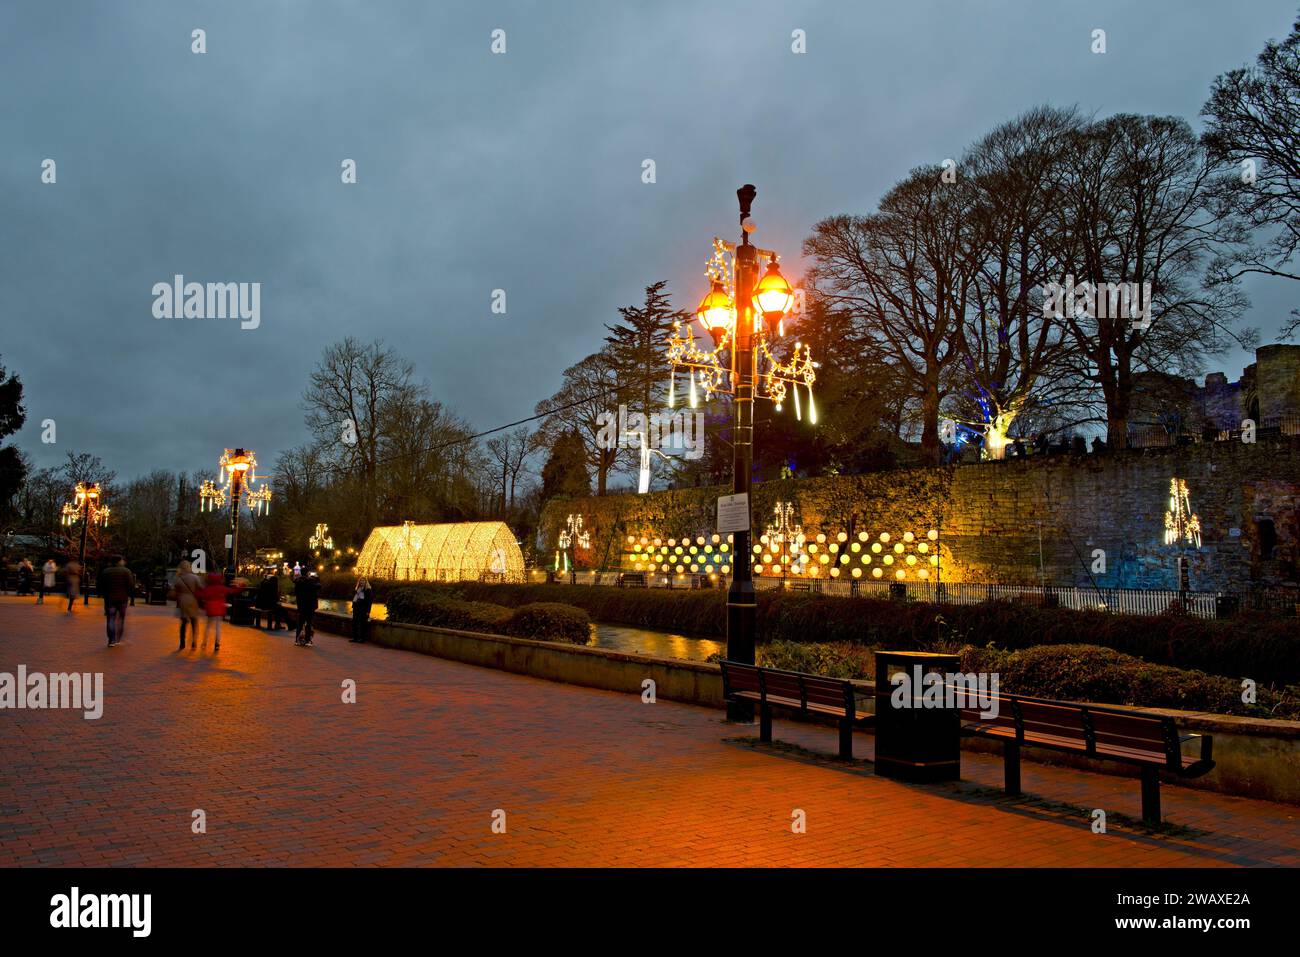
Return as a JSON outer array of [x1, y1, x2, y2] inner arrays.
[[695, 280, 734, 343], [753, 256, 794, 320]]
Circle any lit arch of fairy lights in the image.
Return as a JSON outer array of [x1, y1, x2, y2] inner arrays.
[[354, 521, 525, 583]]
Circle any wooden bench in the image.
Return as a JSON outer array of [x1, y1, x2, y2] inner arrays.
[[720, 660, 872, 759], [960, 691, 1214, 823], [617, 572, 647, 588]]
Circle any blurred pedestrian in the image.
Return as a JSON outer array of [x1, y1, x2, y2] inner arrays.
[[38, 558, 56, 604], [294, 570, 320, 646], [195, 572, 235, 653], [169, 559, 203, 650], [255, 570, 286, 631], [64, 559, 82, 613], [98, 555, 136, 647], [16, 559, 33, 596], [349, 576, 373, 643]]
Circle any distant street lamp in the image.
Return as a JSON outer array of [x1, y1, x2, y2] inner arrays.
[[61, 482, 109, 602], [199, 448, 271, 583], [665, 184, 817, 719]]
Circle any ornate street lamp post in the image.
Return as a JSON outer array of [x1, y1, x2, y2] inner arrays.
[[61, 482, 109, 603], [666, 185, 816, 720], [199, 448, 271, 584]]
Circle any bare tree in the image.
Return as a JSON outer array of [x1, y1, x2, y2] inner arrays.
[[805, 166, 978, 465], [302, 338, 416, 530], [484, 426, 534, 515], [1202, 15, 1300, 334], [1052, 114, 1249, 447], [955, 106, 1088, 456], [535, 350, 628, 494]]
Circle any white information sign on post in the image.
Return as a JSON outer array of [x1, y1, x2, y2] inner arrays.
[[717, 493, 750, 534]]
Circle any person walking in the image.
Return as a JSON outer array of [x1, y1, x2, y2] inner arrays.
[[195, 572, 235, 653], [294, 571, 320, 646], [97, 555, 136, 647], [255, 570, 286, 632], [349, 576, 373, 643], [64, 559, 82, 613], [16, 559, 33, 596], [169, 560, 203, 650], [38, 559, 56, 604]]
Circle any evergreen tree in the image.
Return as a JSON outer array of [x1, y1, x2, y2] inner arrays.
[[539, 430, 591, 502], [604, 280, 689, 427], [0, 357, 28, 521]]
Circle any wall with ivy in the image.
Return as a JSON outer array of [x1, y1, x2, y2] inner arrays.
[[539, 439, 1300, 590]]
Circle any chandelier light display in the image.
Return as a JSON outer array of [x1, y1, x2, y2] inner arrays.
[[555, 513, 591, 572], [355, 521, 525, 583], [666, 237, 818, 420], [1163, 478, 1202, 548], [309, 523, 334, 552], [757, 502, 807, 575]]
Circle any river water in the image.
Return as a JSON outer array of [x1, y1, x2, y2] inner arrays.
[[315, 598, 721, 662]]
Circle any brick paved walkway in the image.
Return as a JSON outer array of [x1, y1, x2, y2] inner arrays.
[[0, 596, 1296, 866]]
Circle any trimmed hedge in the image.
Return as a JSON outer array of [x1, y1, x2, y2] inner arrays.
[[754, 594, 1300, 685], [957, 643, 1298, 717], [748, 640, 1299, 719], [400, 581, 727, 637], [348, 580, 1298, 684], [385, 585, 591, 644]]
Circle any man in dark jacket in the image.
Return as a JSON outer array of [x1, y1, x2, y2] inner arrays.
[[98, 556, 136, 647], [255, 571, 286, 631], [293, 572, 321, 646]]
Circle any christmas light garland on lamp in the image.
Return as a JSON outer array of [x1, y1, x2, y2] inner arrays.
[[665, 238, 818, 421]]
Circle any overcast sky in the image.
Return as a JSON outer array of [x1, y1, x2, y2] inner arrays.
[[2, 0, 1297, 482]]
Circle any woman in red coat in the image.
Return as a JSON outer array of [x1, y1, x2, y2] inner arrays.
[[195, 573, 236, 653]]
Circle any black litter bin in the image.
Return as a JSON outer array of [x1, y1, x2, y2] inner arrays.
[[229, 587, 257, 625], [874, 651, 961, 782]]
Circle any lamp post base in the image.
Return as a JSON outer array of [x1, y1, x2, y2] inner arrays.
[[725, 577, 757, 722]]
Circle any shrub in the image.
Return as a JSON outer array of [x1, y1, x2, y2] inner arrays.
[[755, 640, 874, 680], [501, 603, 592, 644], [385, 586, 591, 644], [385, 587, 510, 632]]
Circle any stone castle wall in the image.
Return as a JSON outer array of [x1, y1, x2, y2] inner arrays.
[[539, 439, 1300, 590]]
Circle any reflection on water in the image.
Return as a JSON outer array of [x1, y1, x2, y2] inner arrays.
[[316, 598, 388, 620], [590, 623, 722, 662], [314, 598, 718, 661]]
